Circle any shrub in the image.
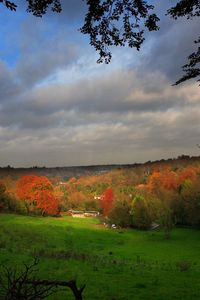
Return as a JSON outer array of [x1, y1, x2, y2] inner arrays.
[[159, 207, 174, 239], [131, 195, 154, 229], [176, 261, 192, 272], [0, 191, 26, 214], [84, 198, 99, 211], [108, 199, 132, 227]]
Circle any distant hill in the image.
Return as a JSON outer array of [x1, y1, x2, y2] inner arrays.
[[0, 164, 122, 180], [1, 155, 200, 180]]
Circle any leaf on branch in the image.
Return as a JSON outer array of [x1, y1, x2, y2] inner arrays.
[[173, 37, 200, 85], [80, 0, 160, 63], [167, 0, 200, 19], [26, 0, 62, 17], [0, 0, 17, 11]]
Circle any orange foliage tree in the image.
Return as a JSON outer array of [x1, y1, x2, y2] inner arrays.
[[178, 165, 196, 187], [147, 166, 198, 194], [147, 168, 178, 192], [100, 187, 114, 217], [16, 175, 59, 216], [68, 190, 87, 209]]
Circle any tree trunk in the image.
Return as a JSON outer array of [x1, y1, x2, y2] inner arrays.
[[24, 279, 85, 300]]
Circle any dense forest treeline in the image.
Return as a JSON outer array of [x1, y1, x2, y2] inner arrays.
[[1, 155, 200, 237], [0, 155, 199, 179]]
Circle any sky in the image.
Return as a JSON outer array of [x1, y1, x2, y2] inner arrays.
[[0, 0, 200, 167]]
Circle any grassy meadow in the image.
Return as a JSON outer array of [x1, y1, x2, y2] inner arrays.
[[0, 213, 200, 299]]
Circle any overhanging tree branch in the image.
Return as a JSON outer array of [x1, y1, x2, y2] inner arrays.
[[0, 0, 200, 84], [0, 0, 17, 11], [173, 37, 200, 85], [167, 1, 200, 84], [80, 0, 160, 63]]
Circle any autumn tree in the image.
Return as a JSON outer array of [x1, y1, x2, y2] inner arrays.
[[61, 177, 94, 211], [16, 175, 59, 216], [16, 175, 36, 214], [68, 190, 87, 210], [100, 187, 114, 217], [147, 168, 178, 193], [1, 0, 200, 84], [0, 180, 6, 194], [178, 165, 197, 188], [143, 164, 200, 231]]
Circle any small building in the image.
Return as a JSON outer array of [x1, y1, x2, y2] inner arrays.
[[68, 210, 100, 218]]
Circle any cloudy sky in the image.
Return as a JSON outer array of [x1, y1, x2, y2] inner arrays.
[[0, 1, 200, 167]]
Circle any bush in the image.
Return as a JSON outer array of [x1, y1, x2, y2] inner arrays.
[[0, 192, 26, 214], [0, 181, 6, 194], [108, 199, 132, 227], [178, 179, 200, 227], [176, 260, 191, 272], [131, 194, 159, 229], [84, 198, 99, 211], [159, 207, 174, 239]]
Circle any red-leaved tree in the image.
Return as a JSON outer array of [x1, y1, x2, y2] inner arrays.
[[16, 175, 59, 216], [100, 187, 114, 217]]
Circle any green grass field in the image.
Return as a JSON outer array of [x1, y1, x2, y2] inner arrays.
[[0, 213, 200, 299]]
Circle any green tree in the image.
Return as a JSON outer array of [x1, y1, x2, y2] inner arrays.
[[108, 198, 132, 227], [179, 178, 200, 227], [159, 207, 174, 240], [0, 180, 24, 213], [131, 194, 153, 229]]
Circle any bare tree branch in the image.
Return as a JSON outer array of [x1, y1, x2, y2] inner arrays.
[[0, 258, 85, 300]]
